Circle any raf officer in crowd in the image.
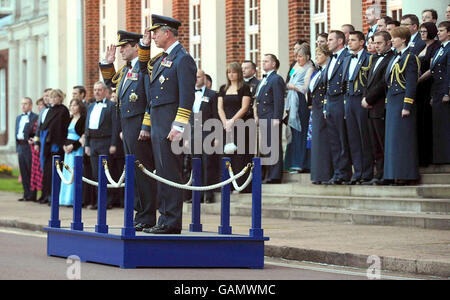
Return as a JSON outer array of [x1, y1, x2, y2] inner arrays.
[[140, 15, 197, 234], [255, 54, 285, 184], [84, 81, 117, 209], [323, 30, 352, 185], [16, 97, 38, 202], [342, 31, 373, 185], [99, 30, 158, 231]]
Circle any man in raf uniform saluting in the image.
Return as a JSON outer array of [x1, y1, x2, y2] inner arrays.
[[99, 31, 158, 232], [140, 15, 197, 234]]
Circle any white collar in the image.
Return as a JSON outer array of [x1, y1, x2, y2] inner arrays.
[[244, 76, 256, 82], [165, 41, 180, 55], [333, 47, 346, 58], [442, 41, 450, 48], [410, 32, 418, 42], [195, 85, 206, 93], [130, 56, 139, 69], [352, 48, 364, 58], [263, 70, 275, 78]]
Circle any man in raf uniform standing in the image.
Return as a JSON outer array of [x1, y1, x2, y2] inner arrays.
[[99, 31, 158, 231], [140, 15, 197, 234], [322, 30, 352, 185]]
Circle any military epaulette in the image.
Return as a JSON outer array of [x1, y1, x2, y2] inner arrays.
[[147, 52, 164, 75], [100, 63, 116, 80], [174, 107, 191, 124], [143, 111, 151, 127]]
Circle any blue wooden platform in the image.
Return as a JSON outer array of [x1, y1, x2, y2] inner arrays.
[[45, 155, 269, 269], [46, 227, 268, 268]]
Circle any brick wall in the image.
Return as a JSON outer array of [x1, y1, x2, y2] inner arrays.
[[126, 0, 141, 33], [172, 0, 190, 51], [225, 0, 245, 65], [289, 0, 311, 63], [84, 0, 100, 100]]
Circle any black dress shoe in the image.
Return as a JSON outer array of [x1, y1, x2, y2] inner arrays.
[[18, 198, 25, 202], [324, 178, 344, 185], [312, 181, 321, 185], [361, 178, 378, 186], [135, 223, 153, 232], [143, 224, 181, 234], [264, 179, 281, 184]]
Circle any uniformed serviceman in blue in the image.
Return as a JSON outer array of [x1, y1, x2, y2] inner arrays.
[[430, 21, 450, 164], [99, 31, 158, 231], [384, 26, 421, 185], [342, 31, 374, 185], [322, 30, 352, 185], [255, 54, 285, 184], [139, 15, 197, 234]]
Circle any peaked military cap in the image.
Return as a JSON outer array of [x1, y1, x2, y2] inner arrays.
[[116, 30, 143, 47], [147, 14, 181, 32]]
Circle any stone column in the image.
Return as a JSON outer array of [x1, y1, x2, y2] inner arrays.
[[260, 0, 289, 78], [200, 0, 226, 91]]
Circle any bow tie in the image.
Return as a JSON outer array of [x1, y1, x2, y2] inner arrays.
[[317, 66, 323, 71], [376, 53, 386, 58], [195, 89, 203, 92], [351, 54, 358, 59], [332, 54, 338, 59], [263, 74, 268, 78], [441, 44, 446, 49], [96, 100, 104, 104], [395, 51, 402, 57]]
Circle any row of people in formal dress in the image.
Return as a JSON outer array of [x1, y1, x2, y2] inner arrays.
[[15, 85, 125, 208]]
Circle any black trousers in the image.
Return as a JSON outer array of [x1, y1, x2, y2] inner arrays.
[[368, 117, 385, 180], [17, 144, 34, 200]]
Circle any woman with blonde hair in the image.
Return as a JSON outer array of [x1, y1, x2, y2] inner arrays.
[[217, 62, 253, 193], [35, 89, 70, 204], [284, 44, 314, 174]]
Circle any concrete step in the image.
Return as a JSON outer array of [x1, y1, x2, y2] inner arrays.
[[234, 193, 450, 214], [283, 172, 450, 185], [184, 203, 450, 230], [260, 183, 450, 199], [419, 164, 450, 174]]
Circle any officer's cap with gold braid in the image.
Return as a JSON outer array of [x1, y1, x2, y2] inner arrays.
[[116, 30, 143, 47], [147, 14, 181, 32]]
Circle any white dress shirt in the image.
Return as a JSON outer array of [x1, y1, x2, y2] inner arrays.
[[328, 47, 346, 80], [88, 99, 107, 130], [256, 70, 275, 97], [348, 49, 364, 80], [16, 112, 30, 140], [193, 85, 206, 114]]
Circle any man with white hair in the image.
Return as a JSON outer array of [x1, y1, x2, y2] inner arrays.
[[365, 5, 381, 42]]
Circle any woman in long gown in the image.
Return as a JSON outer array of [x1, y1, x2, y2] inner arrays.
[[59, 99, 86, 206], [284, 44, 314, 173]]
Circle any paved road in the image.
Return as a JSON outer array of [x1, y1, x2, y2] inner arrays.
[[0, 228, 429, 282]]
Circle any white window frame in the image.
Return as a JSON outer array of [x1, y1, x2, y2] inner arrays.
[[99, 0, 107, 55], [0, 68, 6, 134], [310, 0, 327, 60], [141, 0, 151, 33], [190, 0, 201, 68], [245, 0, 260, 66], [387, 0, 402, 21]]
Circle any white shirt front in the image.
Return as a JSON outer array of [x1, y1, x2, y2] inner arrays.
[[256, 70, 275, 97], [193, 86, 206, 114], [41, 107, 50, 123], [348, 49, 364, 80], [433, 41, 449, 64], [328, 48, 346, 80], [88, 99, 107, 130], [309, 68, 323, 92], [408, 32, 418, 49], [17, 112, 30, 140]]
